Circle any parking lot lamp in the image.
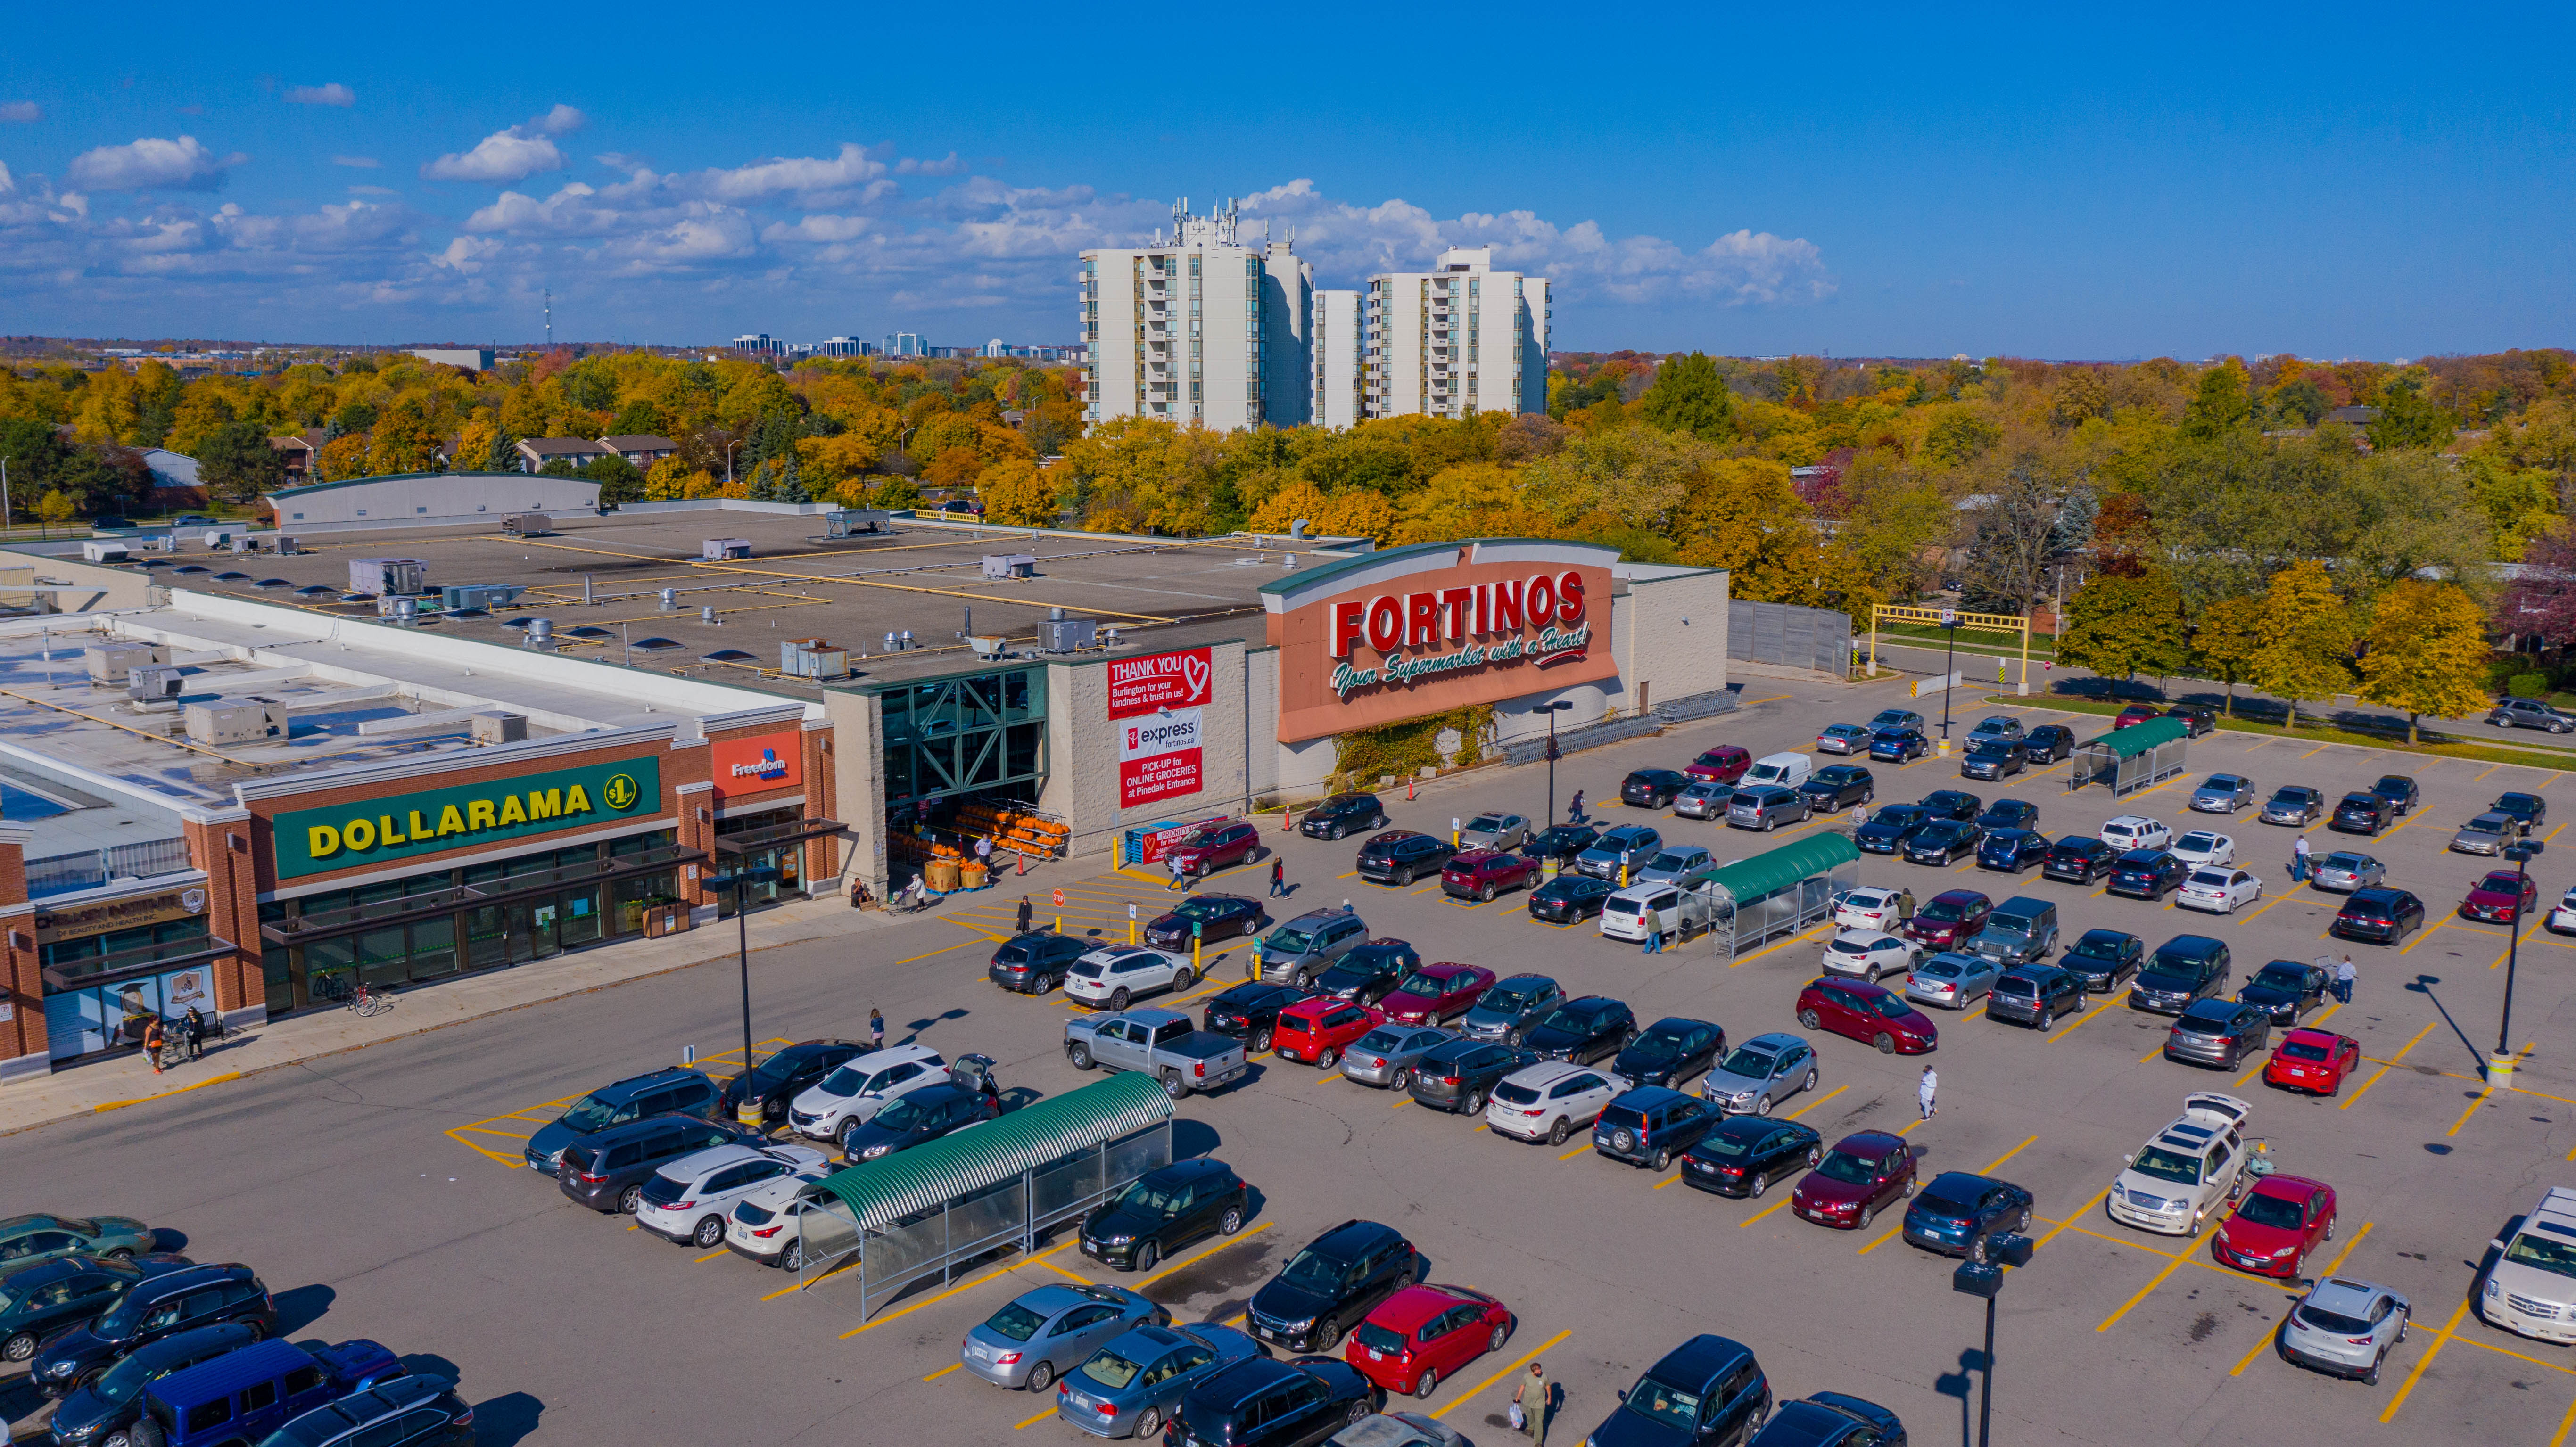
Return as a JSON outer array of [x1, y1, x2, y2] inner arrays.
[[2497, 842, 2538, 1088], [1952, 1231, 2033, 1447], [703, 865, 783, 1126], [1531, 701, 1575, 833]]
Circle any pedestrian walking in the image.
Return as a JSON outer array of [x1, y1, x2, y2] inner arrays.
[[142, 1015, 166, 1075], [1269, 858, 1287, 898], [869, 1008, 886, 1051], [974, 835, 993, 882], [1918, 1065, 1938, 1119], [180, 1006, 206, 1064], [1568, 790, 1585, 824], [1016, 895, 1033, 934], [1643, 920, 1664, 954], [2292, 835, 2312, 882], [2335, 955, 2356, 1004], [1513, 1360, 1551, 1446], [1167, 852, 1187, 892]]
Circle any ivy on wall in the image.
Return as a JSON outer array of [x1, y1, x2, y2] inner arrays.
[[1330, 704, 1496, 789]]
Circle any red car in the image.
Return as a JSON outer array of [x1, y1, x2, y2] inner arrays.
[[1377, 962, 1497, 1026], [2113, 703, 2162, 730], [1271, 997, 1387, 1068], [1344, 1283, 1511, 1400], [1901, 889, 1992, 949], [1441, 850, 1542, 902], [1164, 818, 1262, 879], [1796, 978, 1938, 1054], [1791, 1129, 1918, 1232], [1684, 746, 1752, 785], [2264, 1027, 2361, 1095], [2212, 1174, 2337, 1278], [2461, 869, 2539, 924]]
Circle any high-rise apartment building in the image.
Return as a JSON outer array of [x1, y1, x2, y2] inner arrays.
[[1310, 290, 1364, 430], [1079, 199, 1313, 431], [1362, 247, 1549, 420]]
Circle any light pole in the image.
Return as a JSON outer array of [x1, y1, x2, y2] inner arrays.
[[703, 864, 782, 1127], [1939, 609, 1962, 740], [1952, 1231, 2031, 1447], [2497, 841, 2537, 1086], [1530, 701, 1574, 830], [724, 440, 742, 494]]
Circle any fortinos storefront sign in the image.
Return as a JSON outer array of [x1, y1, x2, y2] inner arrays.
[[274, 757, 662, 879]]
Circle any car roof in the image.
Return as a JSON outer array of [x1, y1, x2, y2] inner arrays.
[[1643, 1015, 1716, 1035], [1010, 1283, 1114, 1316], [1491, 973, 1556, 989], [1923, 1171, 2003, 1199], [2247, 1174, 2328, 1203], [1308, 1218, 1400, 1258], [1508, 1060, 1604, 1087], [1110, 1006, 1188, 1025], [1930, 888, 1986, 905], [1834, 1130, 1908, 1156], [2309, 1277, 2393, 1315], [1742, 1031, 1803, 1051], [1597, 825, 1656, 843], [2279, 1026, 2345, 1044], [593, 1065, 705, 1101], [1372, 1283, 1483, 1331], [2349, 886, 2406, 904], [1287, 908, 1351, 926], [663, 1143, 769, 1178], [2105, 814, 2156, 827], [149, 1338, 313, 1407], [846, 1044, 943, 1070], [2156, 934, 2225, 955], [1647, 1333, 1752, 1387], [1190, 1355, 1304, 1410]]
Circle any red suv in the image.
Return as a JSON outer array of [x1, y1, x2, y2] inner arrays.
[[1796, 977, 1938, 1054], [1901, 889, 1991, 949], [1684, 747, 1752, 785], [1344, 1283, 1512, 1400], [1379, 962, 1497, 1026], [1272, 998, 1387, 1069], [1441, 850, 1541, 902], [1165, 819, 1262, 880], [1790, 1129, 1918, 1232]]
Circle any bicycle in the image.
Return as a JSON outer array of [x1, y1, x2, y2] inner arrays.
[[351, 981, 395, 1017]]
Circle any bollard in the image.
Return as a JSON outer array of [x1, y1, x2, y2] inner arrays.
[[2491, 1051, 2518, 1092], [1193, 935, 1203, 975], [1054, 913, 1063, 933]]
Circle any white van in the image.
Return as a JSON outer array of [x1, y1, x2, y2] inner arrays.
[[1600, 881, 1717, 945], [1742, 752, 1814, 790]]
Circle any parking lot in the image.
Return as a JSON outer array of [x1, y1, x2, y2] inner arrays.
[[7, 676, 2576, 1446]]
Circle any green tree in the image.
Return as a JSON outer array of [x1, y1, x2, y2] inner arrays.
[[2056, 572, 2189, 681], [2181, 362, 2252, 440], [2190, 595, 2266, 717], [0, 418, 70, 496], [2356, 580, 2492, 743], [2369, 377, 2455, 451], [483, 426, 519, 473], [197, 421, 288, 505], [1637, 353, 1735, 440], [577, 454, 645, 507], [2251, 560, 2356, 730]]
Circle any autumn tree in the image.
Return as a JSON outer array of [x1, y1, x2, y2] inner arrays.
[[2357, 580, 2493, 742], [2056, 572, 2189, 682], [2251, 561, 2357, 731], [2190, 596, 2266, 718], [34, 489, 74, 535], [2180, 361, 2252, 440], [314, 433, 370, 482], [1637, 353, 1735, 440], [979, 458, 1062, 527], [367, 400, 443, 476]]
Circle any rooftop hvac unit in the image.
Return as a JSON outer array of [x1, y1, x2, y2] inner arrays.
[[184, 699, 282, 746], [502, 513, 553, 537], [780, 638, 851, 681], [981, 554, 1036, 579], [201, 529, 232, 549], [274, 536, 299, 555], [1037, 617, 1097, 653], [85, 643, 168, 683], [347, 558, 427, 597], [127, 665, 186, 704], [470, 711, 527, 744], [440, 584, 525, 612], [826, 510, 891, 538], [81, 541, 131, 564], [702, 538, 752, 560]]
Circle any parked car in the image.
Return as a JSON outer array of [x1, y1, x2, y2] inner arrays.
[[1345, 1283, 1511, 1401], [990, 931, 1093, 993], [1682, 1117, 1823, 1199], [1975, 828, 2049, 873], [789, 1043, 950, 1144], [1901, 819, 1981, 866], [1750, 1396, 1907, 1447], [2495, 791, 2547, 833], [960, 1283, 1166, 1392], [1144, 895, 1267, 952], [2237, 960, 2328, 1024], [1869, 708, 1926, 732], [1593, 1086, 1722, 1169], [2057, 928, 2145, 993], [1902, 1172, 2035, 1261], [2099, 815, 2173, 852], [1790, 1131, 1919, 1232], [128, 1341, 413, 1447], [1797, 765, 1875, 814], [28, 1264, 274, 1396], [1356, 831, 1456, 887], [2330, 793, 2391, 836], [1919, 789, 1982, 822], [1622, 769, 1693, 809], [1709, 781, 1791, 828], [0, 1215, 156, 1272], [524, 1066, 725, 1173], [1457, 974, 1565, 1044], [1904, 954, 2000, 1011], [634, 1143, 830, 1247], [1377, 962, 1497, 1027], [1634, 844, 1715, 887], [1700, 1033, 1819, 1116], [837, 1081, 1001, 1161], [1165, 819, 1264, 880], [2214, 1175, 2337, 1281], [1986, 964, 2085, 1030], [2170, 830, 2236, 869], [1742, 753, 1813, 790], [2164, 704, 2218, 737], [1076, 1159, 1250, 1275], [1340, 1025, 1454, 1091], [2043, 835, 2118, 884], [2175, 866, 2262, 914], [1831, 885, 1914, 932], [2264, 1028, 2361, 1095], [719, 1038, 867, 1126], [2106, 850, 2188, 902], [2113, 703, 2162, 729], [1203, 981, 1319, 1053], [1823, 929, 1920, 984], [2106, 1092, 2252, 1236], [1528, 873, 1618, 923], [36, 1320, 261, 1447], [2452, 813, 2520, 856], [2189, 774, 2255, 813], [1813, 724, 1874, 756], [1055, 1321, 1263, 1440], [1614, 1018, 1725, 1090], [2024, 724, 2077, 762], [2130, 935, 2232, 1014], [1301, 793, 1389, 840], [1869, 727, 1930, 763], [2261, 786, 2326, 826], [1257, 909, 1371, 986], [0, 1253, 193, 1367], [1797, 978, 1937, 1054], [1487, 1061, 1626, 1144], [1317, 941, 1420, 1002], [1973, 799, 2039, 832], [1065, 945, 1195, 1011], [724, 1172, 830, 1270], [2279, 1277, 2411, 1383], [1406, 1039, 1539, 1115], [2489, 696, 2576, 733], [1581, 1336, 1771, 1447], [1576, 825, 1663, 881], [1456, 813, 1530, 851], [1853, 805, 1933, 855], [2330, 887, 2426, 945], [2482, 1186, 2576, 1344], [1901, 889, 1990, 949], [1966, 715, 2025, 743], [558, 1114, 757, 1213], [2552, 885, 2576, 935], [1274, 998, 1390, 1069], [1168, 1355, 1384, 1446], [1067, 1008, 1253, 1098], [1674, 781, 1733, 820], [1964, 895, 2057, 967], [1685, 746, 1755, 784], [2163, 999, 2272, 1068], [1519, 822, 1601, 865], [1440, 849, 1541, 902], [2308, 851, 2384, 894], [2461, 868, 2539, 924], [1524, 997, 1638, 1064], [2374, 775, 2419, 811], [1957, 737, 2025, 781], [1247, 1219, 1419, 1353]]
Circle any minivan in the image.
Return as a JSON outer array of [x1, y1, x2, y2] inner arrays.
[[1726, 787, 1808, 832], [525, 1066, 725, 1172], [263, 1373, 477, 1447], [1741, 753, 1813, 790], [2130, 935, 2231, 1014], [1965, 896, 2058, 967], [1254, 908, 1370, 986], [1600, 882, 1714, 945], [134, 1338, 403, 1447], [556, 1113, 757, 1213]]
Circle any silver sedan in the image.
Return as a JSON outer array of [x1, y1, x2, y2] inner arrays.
[[2452, 813, 2518, 856], [1457, 813, 1530, 851], [2308, 851, 2384, 893], [2189, 774, 2255, 813], [1905, 952, 2002, 1010], [1339, 1025, 1453, 1090], [2279, 1277, 2410, 1383], [1673, 781, 1731, 820], [961, 1284, 1168, 1392]]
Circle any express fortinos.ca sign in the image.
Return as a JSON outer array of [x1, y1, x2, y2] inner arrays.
[[1119, 707, 1204, 808], [273, 757, 661, 879], [1107, 647, 1214, 720]]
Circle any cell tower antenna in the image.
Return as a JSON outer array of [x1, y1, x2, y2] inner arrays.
[[544, 288, 553, 348]]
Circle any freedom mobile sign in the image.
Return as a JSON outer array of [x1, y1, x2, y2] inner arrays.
[[273, 757, 661, 879]]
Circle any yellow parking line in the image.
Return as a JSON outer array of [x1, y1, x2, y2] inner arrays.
[[1728, 921, 1833, 970], [1739, 1196, 1798, 1228], [2495, 918, 2549, 970], [2045, 999, 2117, 1042], [1856, 1224, 1904, 1255], [924, 1363, 963, 1382], [444, 1132, 523, 1167], [1985, 1135, 2037, 1173], [1895, 1117, 1927, 1136], [694, 1247, 730, 1263], [1133, 1223, 1271, 1290], [1014, 1405, 1061, 1430], [1782, 1085, 1848, 1120], [2445, 1083, 2494, 1138], [1429, 1327, 1572, 1421], [2229, 1313, 2285, 1376], [1558, 1143, 1591, 1160], [2031, 1187, 2113, 1252], [1390, 1095, 1412, 1109], [2396, 915, 2459, 955], [1033, 1258, 1093, 1282], [2341, 1020, 2440, 1109], [2097, 1248, 2195, 1332], [2381, 1300, 2472, 1423], [2476, 763, 2502, 782], [2551, 1393, 2576, 1447]]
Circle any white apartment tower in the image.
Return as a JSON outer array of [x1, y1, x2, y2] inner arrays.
[[1310, 290, 1364, 430], [1079, 199, 1313, 431], [1362, 247, 1549, 419]]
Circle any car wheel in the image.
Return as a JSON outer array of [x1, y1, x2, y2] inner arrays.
[[1854, 1203, 1874, 1231], [1750, 1171, 1769, 1198], [1389, 1065, 1412, 1091], [1373, 814, 1389, 829], [2189, 1211, 2205, 1238], [1314, 1318, 1342, 1351], [1319, 1045, 1341, 1069], [2036, 1009, 2053, 1031], [1504, 1028, 1523, 1047], [2365, 1354, 2382, 1386], [1763, 816, 1775, 832], [1479, 884, 1495, 902], [1545, 1115, 1573, 1145], [1330, 823, 1347, 840], [1754, 1094, 1774, 1116], [1394, 868, 1413, 887], [1134, 1406, 1162, 1439], [1295, 970, 1316, 990], [694, 1215, 725, 1248], [106, 1247, 133, 1261], [1798, 1007, 1822, 1029], [1026, 1360, 1055, 1394], [1251, 1027, 1274, 1054], [618, 1184, 644, 1214], [1413, 1365, 1440, 1399], [1109, 987, 1131, 1011], [1463, 1090, 1485, 1114], [0, 1331, 32, 1362], [1861, 789, 1874, 806], [1133, 1241, 1160, 1274], [1808, 1144, 1824, 1167], [1068, 1043, 1094, 1070], [1173, 966, 1194, 991], [1222, 1205, 1246, 1234], [1804, 1068, 1818, 1091], [782, 1239, 805, 1272], [1649, 1147, 1671, 1172], [1874, 1032, 1896, 1054], [1163, 1070, 1189, 1100]]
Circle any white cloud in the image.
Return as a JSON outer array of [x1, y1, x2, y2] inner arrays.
[[681, 142, 887, 203], [283, 82, 355, 107], [0, 101, 39, 123], [422, 127, 564, 183], [533, 104, 586, 136], [65, 135, 244, 192]]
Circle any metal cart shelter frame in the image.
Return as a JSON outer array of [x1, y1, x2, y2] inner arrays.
[[1687, 833, 1863, 956], [1865, 605, 2033, 696], [2068, 717, 2189, 796]]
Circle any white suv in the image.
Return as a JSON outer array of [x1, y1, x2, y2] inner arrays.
[[2484, 1186, 2576, 1342], [1065, 945, 1194, 1011], [788, 1044, 948, 1146], [2108, 1092, 2251, 1237], [1823, 929, 1921, 983], [2099, 815, 2173, 853], [1486, 1061, 1626, 1145], [634, 1143, 829, 1248]]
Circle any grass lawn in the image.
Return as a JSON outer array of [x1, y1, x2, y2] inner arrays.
[[1992, 694, 2576, 774]]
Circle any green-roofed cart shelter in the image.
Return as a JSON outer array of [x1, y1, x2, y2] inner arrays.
[[791, 1072, 1174, 1317], [1685, 832, 1862, 956], [2068, 716, 2189, 796]]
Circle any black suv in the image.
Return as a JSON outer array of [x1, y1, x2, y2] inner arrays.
[[525, 1066, 725, 1172], [2106, 849, 2187, 901], [2057, 929, 2143, 992], [41, 1321, 259, 1446], [1245, 1218, 1419, 1353], [1918, 789, 1982, 822], [1523, 996, 1639, 1064], [720, 1039, 865, 1126], [1300, 792, 1387, 841], [1614, 1017, 1725, 1089], [1623, 769, 1693, 808], [1355, 830, 1455, 886], [1521, 822, 1601, 864], [838, 1082, 1000, 1164], [30, 1264, 274, 1396], [1585, 1334, 1772, 1447], [2043, 836, 2116, 884], [269, 1373, 476, 1447], [1975, 799, 2039, 833], [1798, 766, 1874, 814], [1203, 981, 1316, 1053], [1594, 1086, 1720, 1170], [2330, 792, 2391, 836], [1986, 964, 2084, 1030], [2331, 886, 2426, 944], [0, 1253, 192, 1364], [1077, 1157, 1250, 1274], [1312, 940, 1419, 1005], [2023, 724, 2076, 762], [558, 1114, 756, 1213], [2493, 790, 2548, 834], [990, 931, 1090, 993], [1407, 1038, 1538, 1114], [1854, 806, 1932, 856], [1168, 1355, 1381, 1447], [2373, 774, 2421, 814], [2129, 935, 2231, 1014], [2164, 704, 2217, 737]]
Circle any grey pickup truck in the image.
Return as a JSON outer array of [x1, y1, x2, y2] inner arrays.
[[1064, 1007, 1251, 1099]]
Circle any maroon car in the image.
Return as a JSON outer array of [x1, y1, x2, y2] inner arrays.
[[1379, 962, 1498, 1026], [1791, 1129, 1919, 1232], [2112, 703, 2161, 730], [1164, 819, 1262, 879], [1796, 977, 1938, 1054], [1441, 850, 1542, 902], [1684, 746, 1753, 785], [2460, 869, 2538, 924], [1901, 889, 1991, 949]]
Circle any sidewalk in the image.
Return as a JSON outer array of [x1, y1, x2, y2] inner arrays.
[[0, 890, 943, 1137]]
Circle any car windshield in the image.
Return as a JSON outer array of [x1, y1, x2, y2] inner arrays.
[[1494, 1081, 1542, 1106], [1265, 928, 1316, 954], [1354, 1029, 1407, 1053], [815, 1065, 867, 1098], [874, 1096, 930, 1131], [1279, 1249, 1348, 1289], [558, 1093, 621, 1133], [2180, 832, 2221, 850], [2321, 854, 2370, 871], [2279, 1039, 2330, 1062], [1868, 807, 1921, 826], [1919, 960, 1961, 978], [1718, 1048, 1775, 1078], [2146, 950, 2213, 981], [985, 1301, 1048, 1342], [1648, 851, 1693, 870], [1467, 816, 1506, 831], [2235, 1194, 2305, 1230], [1967, 740, 2011, 756], [1539, 1005, 1598, 1032], [2067, 934, 2123, 960], [1817, 1151, 1878, 1184], [1874, 995, 1915, 1019], [2130, 1146, 2203, 1184], [1480, 987, 1536, 1013], [1989, 914, 2036, 937], [2189, 871, 2232, 887], [1628, 1030, 1685, 1060], [1920, 899, 1965, 921], [1172, 899, 1226, 920], [1354, 1320, 1409, 1356], [1318, 960, 1383, 990], [2463, 818, 2509, 835], [2502, 794, 2544, 811], [746, 1052, 805, 1093], [2254, 965, 2306, 991], [2505, 1233, 2576, 1280], [2297, 1303, 2377, 1336], [1395, 972, 1449, 997], [1071, 1343, 1148, 1389], [1112, 1179, 1184, 1215], [1624, 1375, 1703, 1428]]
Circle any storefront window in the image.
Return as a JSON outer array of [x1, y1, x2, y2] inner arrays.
[[877, 666, 1049, 814]]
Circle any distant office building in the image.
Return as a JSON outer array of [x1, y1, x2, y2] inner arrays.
[[1363, 247, 1548, 419], [410, 348, 495, 372], [1311, 290, 1364, 430], [731, 333, 782, 354], [882, 332, 926, 358], [1079, 198, 1312, 432], [812, 337, 872, 357]]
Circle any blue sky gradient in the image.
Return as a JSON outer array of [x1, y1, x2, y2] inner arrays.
[[1, 6, 2568, 357]]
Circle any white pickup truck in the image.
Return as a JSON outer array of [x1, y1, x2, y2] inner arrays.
[[1064, 1007, 1250, 1100]]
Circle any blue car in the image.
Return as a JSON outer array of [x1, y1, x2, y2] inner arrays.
[[1854, 806, 1932, 856], [1976, 828, 2050, 874], [1054, 1322, 1263, 1439], [2106, 849, 2188, 901], [1868, 729, 1929, 764], [1901, 1171, 2034, 1261]]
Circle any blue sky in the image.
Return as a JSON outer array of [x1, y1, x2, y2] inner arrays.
[[2, 7, 2569, 358]]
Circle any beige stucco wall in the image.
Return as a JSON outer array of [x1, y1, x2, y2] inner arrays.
[[1036, 640, 1253, 859]]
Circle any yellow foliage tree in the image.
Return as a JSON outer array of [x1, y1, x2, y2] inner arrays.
[[70, 368, 142, 444], [315, 433, 372, 482], [35, 490, 74, 534], [2250, 560, 2356, 731], [1248, 479, 1329, 535], [367, 400, 444, 476], [797, 434, 881, 491], [162, 388, 240, 458], [2190, 596, 2266, 717], [2356, 580, 2492, 743], [644, 457, 695, 501], [455, 414, 502, 472], [980, 458, 1062, 527]]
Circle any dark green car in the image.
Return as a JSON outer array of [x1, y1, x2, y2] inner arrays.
[[0, 1214, 157, 1270]]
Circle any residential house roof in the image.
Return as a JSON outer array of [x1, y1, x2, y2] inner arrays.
[[597, 435, 676, 452], [515, 437, 609, 457]]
